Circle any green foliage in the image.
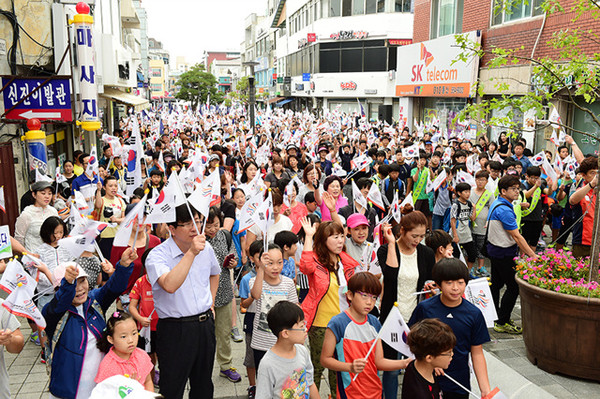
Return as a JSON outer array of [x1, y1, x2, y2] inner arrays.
[[454, 0, 600, 139], [174, 64, 224, 111], [233, 76, 250, 105]]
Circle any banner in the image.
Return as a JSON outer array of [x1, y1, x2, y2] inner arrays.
[[0, 259, 37, 296], [2, 284, 46, 329], [0, 225, 11, 259], [464, 277, 498, 328]]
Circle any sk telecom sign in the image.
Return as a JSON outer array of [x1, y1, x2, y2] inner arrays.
[[395, 31, 481, 98], [1, 77, 72, 121]]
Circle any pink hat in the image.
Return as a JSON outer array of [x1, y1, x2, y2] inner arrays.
[[347, 213, 369, 229]]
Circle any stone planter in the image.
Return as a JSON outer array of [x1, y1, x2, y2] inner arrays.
[[516, 276, 600, 381]]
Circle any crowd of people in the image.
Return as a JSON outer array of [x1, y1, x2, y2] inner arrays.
[[0, 103, 597, 399]]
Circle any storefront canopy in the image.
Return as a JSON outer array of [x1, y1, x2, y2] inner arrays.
[[100, 87, 150, 111], [276, 98, 293, 107]]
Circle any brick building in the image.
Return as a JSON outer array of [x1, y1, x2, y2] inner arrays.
[[401, 0, 600, 153]]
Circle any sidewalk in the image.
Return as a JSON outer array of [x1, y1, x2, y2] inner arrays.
[[5, 299, 599, 398]]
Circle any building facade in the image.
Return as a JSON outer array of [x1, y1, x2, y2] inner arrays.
[[410, 0, 599, 153], [272, 0, 414, 119]]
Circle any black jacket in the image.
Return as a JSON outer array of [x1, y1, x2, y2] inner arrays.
[[377, 243, 435, 358]]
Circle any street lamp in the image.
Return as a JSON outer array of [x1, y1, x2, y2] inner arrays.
[[243, 61, 259, 135]]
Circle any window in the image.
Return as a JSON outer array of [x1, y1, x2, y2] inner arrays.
[[341, 49, 362, 72], [430, 0, 463, 39], [353, 0, 365, 14], [395, 0, 411, 12], [377, 0, 385, 12], [318, 40, 389, 73], [330, 0, 342, 16], [366, 0, 377, 14], [492, 0, 544, 25], [343, 0, 352, 16]]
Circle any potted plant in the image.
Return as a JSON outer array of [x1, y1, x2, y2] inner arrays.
[[515, 250, 600, 381]]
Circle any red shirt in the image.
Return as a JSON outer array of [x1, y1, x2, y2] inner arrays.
[[580, 192, 596, 246], [129, 275, 158, 331], [110, 234, 161, 293], [95, 347, 153, 386]]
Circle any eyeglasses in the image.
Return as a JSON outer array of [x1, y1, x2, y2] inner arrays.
[[439, 350, 454, 357], [176, 219, 201, 229], [507, 186, 520, 192], [286, 324, 307, 332], [356, 291, 378, 301]]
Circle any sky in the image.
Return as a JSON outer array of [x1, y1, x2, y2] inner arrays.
[[142, 0, 266, 65]]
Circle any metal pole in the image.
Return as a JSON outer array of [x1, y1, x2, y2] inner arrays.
[[249, 68, 256, 136], [588, 152, 600, 283]]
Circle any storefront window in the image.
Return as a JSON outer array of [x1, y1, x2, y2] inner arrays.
[[572, 100, 600, 156], [488, 104, 523, 143], [343, 0, 352, 16], [422, 98, 467, 134]]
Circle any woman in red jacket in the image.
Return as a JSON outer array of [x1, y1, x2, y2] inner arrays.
[[299, 217, 357, 399]]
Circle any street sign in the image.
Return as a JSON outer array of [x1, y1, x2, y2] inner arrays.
[[1, 76, 72, 121]]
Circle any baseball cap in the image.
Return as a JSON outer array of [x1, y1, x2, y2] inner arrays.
[[347, 213, 369, 229], [209, 154, 220, 162], [286, 144, 298, 151], [318, 147, 328, 153], [31, 180, 53, 192], [53, 262, 89, 283]]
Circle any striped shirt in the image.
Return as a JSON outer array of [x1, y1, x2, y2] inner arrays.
[[250, 276, 298, 351]]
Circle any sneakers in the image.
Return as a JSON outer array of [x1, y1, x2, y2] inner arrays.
[[476, 266, 490, 277], [494, 320, 523, 334], [247, 385, 256, 399], [40, 350, 46, 364], [220, 367, 242, 383], [231, 327, 243, 343], [30, 331, 41, 346]]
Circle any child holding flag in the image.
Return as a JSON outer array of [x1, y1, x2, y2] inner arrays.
[[0, 278, 25, 399], [320, 272, 412, 399], [409, 258, 491, 399]]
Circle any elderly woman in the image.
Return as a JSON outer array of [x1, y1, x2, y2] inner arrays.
[[314, 175, 348, 222]]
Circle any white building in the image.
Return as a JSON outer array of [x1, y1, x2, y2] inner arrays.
[[271, 0, 413, 120]]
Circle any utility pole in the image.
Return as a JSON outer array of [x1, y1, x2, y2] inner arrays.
[[243, 61, 259, 135]]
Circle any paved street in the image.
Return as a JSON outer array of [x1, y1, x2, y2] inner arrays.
[[5, 298, 599, 399]]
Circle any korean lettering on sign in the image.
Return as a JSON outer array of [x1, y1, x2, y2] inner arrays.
[[1, 77, 72, 121], [74, 18, 99, 125]]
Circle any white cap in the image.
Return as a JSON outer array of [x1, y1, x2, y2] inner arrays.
[[53, 262, 89, 283]]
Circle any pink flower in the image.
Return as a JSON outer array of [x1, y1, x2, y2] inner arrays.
[[555, 286, 561, 292]]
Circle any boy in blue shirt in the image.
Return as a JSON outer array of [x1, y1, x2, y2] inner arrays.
[[409, 258, 491, 399]]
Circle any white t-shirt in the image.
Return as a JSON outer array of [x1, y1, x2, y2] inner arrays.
[[248, 215, 294, 244], [397, 250, 419, 321], [0, 300, 20, 399], [74, 305, 104, 398]]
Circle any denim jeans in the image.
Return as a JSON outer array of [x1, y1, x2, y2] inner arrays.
[[432, 214, 445, 231], [382, 352, 402, 399]]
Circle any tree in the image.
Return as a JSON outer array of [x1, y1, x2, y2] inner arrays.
[[454, 0, 600, 281], [232, 76, 249, 105], [175, 64, 224, 111]]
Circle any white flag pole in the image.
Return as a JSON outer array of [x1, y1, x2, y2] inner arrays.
[[443, 373, 480, 399], [173, 169, 202, 236]]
